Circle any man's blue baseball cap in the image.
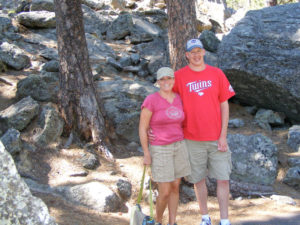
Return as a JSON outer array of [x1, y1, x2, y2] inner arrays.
[[186, 39, 204, 51]]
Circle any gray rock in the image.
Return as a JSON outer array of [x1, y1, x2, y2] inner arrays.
[[180, 184, 196, 203], [96, 78, 157, 142], [228, 133, 278, 185], [254, 109, 286, 131], [204, 51, 218, 67], [0, 128, 22, 156], [32, 103, 64, 146], [228, 118, 245, 128], [244, 106, 258, 115], [17, 11, 56, 28], [82, 4, 114, 37], [106, 56, 122, 70], [0, 60, 7, 72], [116, 179, 132, 200], [128, 31, 153, 44], [0, 96, 39, 132], [133, 9, 168, 30], [134, 37, 169, 75], [0, 13, 14, 33], [82, 0, 105, 10], [17, 72, 59, 102], [123, 65, 141, 73], [79, 152, 99, 170], [0, 42, 31, 70], [60, 181, 123, 212], [86, 33, 116, 62], [130, 53, 140, 65], [0, 0, 21, 10], [0, 141, 56, 225], [30, 0, 54, 12], [287, 125, 300, 152], [288, 157, 300, 167], [283, 166, 300, 190], [199, 30, 220, 53], [218, 3, 300, 122], [42, 60, 59, 72], [106, 13, 133, 40], [131, 15, 162, 38], [39, 47, 58, 60], [119, 55, 131, 67], [270, 194, 297, 206]]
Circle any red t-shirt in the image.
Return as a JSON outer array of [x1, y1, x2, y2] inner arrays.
[[173, 65, 235, 141], [141, 92, 185, 145]]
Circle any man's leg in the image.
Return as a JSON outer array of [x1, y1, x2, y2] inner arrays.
[[194, 178, 208, 215], [217, 180, 229, 219], [156, 182, 171, 223], [167, 178, 181, 225]]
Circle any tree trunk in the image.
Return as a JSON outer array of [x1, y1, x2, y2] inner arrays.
[[165, 0, 198, 70], [54, 0, 113, 160]]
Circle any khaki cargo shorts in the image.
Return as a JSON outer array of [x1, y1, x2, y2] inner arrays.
[[149, 140, 191, 182], [185, 139, 232, 183]]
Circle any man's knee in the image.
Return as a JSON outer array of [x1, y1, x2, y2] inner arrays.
[[194, 178, 206, 188], [217, 180, 229, 186]]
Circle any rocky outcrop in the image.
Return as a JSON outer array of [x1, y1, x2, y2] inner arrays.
[[228, 133, 278, 185], [0, 141, 56, 225], [218, 3, 300, 122]]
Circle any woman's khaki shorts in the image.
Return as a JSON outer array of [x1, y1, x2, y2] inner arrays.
[[185, 139, 232, 183], [149, 140, 191, 182]]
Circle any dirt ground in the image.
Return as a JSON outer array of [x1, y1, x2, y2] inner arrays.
[[1, 71, 300, 225]]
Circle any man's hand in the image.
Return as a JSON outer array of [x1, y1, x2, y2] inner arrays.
[[218, 135, 228, 152]]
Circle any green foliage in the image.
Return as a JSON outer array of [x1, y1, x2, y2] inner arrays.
[[226, 0, 299, 10]]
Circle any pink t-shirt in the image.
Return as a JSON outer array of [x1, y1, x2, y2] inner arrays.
[[141, 92, 185, 145]]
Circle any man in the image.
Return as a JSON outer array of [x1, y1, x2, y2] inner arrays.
[[172, 39, 235, 225]]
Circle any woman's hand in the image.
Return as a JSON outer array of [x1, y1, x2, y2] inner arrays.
[[143, 152, 152, 165]]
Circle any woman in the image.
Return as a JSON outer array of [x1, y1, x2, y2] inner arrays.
[[139, 67, 191, 225]]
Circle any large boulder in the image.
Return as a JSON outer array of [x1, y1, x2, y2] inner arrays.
[[228, 133, 278, 185], [218, 3, 300, 122], [96, 78, 157, 143], [0, 141, 56, 224]]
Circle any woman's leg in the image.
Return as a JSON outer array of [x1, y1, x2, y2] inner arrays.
[[156, 182, 171, 223], [168, 178, 181, 225]]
